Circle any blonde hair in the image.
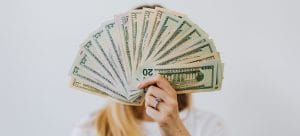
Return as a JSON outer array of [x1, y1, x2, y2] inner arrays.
[[95, 94, 192, 136]]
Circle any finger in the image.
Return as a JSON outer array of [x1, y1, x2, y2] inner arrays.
[[145, 106, 161, 120], [138, 74, 175, 95], [145, 95, 171, 114], [145, 95, 159, 109], [146, 85, 172, 102]]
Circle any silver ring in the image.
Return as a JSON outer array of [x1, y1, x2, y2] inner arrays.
[[154, 97, 162, 110]]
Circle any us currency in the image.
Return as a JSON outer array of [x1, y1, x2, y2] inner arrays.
[[142, 7, 164, 48], [103, 21, 133, 95], [69, 7, 224, 105], [71, 78, 108, 97], [149, 7, 186, 38], [74, 48, 115, 87], [103, 19, 145, 97], [138, 60, 220, 92], [145, 14, 185, 62], [70, 63, 128, 101], [150, 18, 194, 59], [134, 8, 156, 73], [80, 40, 115, 83], [128, 10, 143, 74], [142, 13, 183, 65], [176, 52, 220, 65], [92, 26, 128, 92], [82, 33, 125, 93], [115, 13, 132, 81], [140, 7, 186, 65], [69, 44, 125, 96], [155, 39, 216, 65], [70, 49, 142, 102], [103, 21, 127, 81], [153, 25, 211, 63], [71, 78, 144, 105]]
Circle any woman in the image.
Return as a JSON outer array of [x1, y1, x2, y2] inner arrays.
[[71, 5, 228, 136]]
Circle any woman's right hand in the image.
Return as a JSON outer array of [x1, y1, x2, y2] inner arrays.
[[138, 74, 190, 136]]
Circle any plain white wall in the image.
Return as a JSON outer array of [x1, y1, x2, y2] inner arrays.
[[1, 0, 299, 136]]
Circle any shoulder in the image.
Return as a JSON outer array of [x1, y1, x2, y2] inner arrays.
[[181, 107, 229, 136], [70, 111, 99, 136]]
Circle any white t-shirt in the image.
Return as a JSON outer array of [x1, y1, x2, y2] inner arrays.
[[70, 107, 229, 136]]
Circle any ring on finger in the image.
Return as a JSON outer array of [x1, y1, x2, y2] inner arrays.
[[154, 97, 162, 110]]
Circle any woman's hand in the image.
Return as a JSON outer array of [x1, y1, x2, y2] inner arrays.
[[137, 74, 190, 136]]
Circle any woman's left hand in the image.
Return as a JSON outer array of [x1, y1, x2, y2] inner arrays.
[[137, 74, 190, 136]]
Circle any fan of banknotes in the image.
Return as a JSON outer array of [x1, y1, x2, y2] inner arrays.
[[69, 7, 224, 105]]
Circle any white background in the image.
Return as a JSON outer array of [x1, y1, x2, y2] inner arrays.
[[1, 0, 299, 136]]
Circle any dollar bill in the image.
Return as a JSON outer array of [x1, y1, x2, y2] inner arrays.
[[134, 8, 156, 72], [70, 78, 144, 105], [142, 13, 183, 64], [128, 10, 143, 74], [115, 13, 132, 81], [138, 60, 220, 92]]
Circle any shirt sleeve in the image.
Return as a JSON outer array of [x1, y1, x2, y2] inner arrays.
[[200, 112, 229, 136], [210, 116, 229, 136], [70, 113, 98, 136]]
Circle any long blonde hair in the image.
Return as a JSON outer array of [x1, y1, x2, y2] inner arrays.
[[95, 94, 192, 136], [95, 4, 192, 136]]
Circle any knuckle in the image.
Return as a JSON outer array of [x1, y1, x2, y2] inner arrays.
[[145, 90, 151, 97], [155, 74, 164, 81], [168, 99, 178, 108], [148, 86, 155, 91], [159, 75, 165, 81], [146, 87, 154, 94], [149, 86, 159, 93]]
